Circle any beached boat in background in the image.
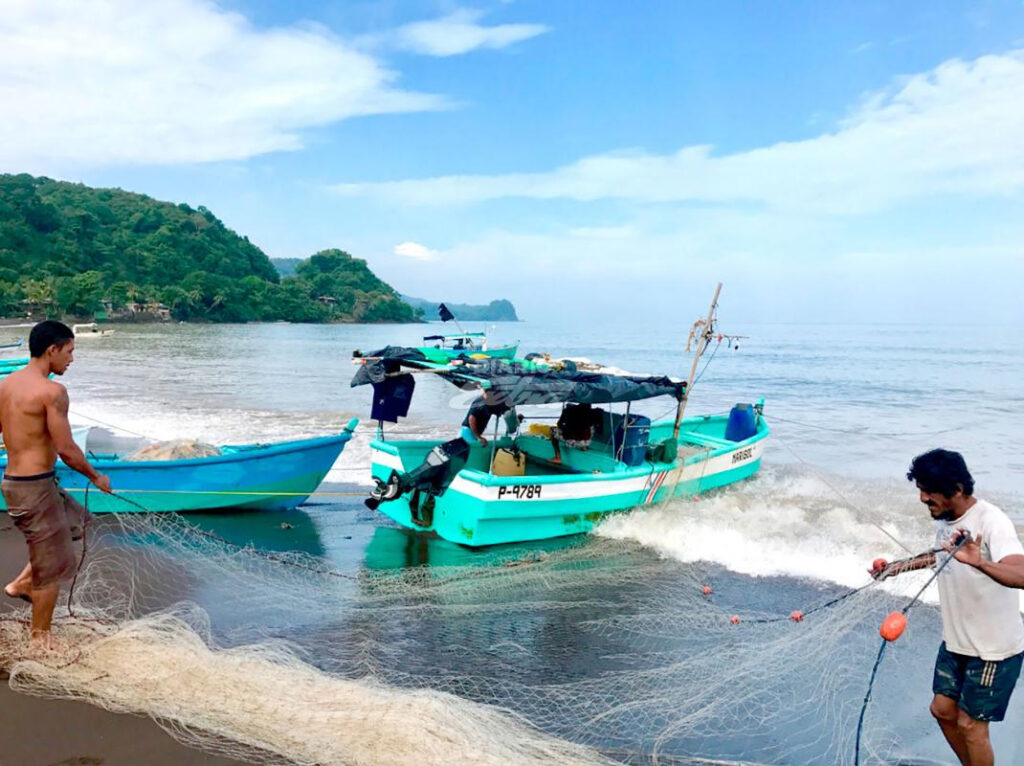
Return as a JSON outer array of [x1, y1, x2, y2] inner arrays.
[[0, 419, 359, 514], [0, 339, 23, 357], [354, 284, 768, 547]]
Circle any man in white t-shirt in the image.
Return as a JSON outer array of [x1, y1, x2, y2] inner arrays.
[[870, 449, 1024, 766]]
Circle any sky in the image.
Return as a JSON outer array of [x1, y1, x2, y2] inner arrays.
[[2, 0, 1024, 324]]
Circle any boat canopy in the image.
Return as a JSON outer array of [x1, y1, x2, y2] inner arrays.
[[352, 346, 685, 406], [422, 332, 485, 341]]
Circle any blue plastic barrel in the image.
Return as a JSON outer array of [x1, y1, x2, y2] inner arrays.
[[724, 403, 757, 442], [613, 414, 651, 467]]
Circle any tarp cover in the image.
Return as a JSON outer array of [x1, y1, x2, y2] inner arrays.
[[351, 347, 684, 405]]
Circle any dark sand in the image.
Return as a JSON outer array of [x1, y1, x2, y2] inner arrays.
[[0, 518, 244, 766]]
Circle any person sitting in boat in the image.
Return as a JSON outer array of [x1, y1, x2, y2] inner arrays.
[[550, 403, 601, 464], [460, 391, 509, 448]]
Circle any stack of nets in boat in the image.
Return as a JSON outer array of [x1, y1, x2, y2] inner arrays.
[[0, 482, 1015, 766], [122, 440, 222, 461]]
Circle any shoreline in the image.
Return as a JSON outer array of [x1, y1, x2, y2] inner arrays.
[[0, 517, 244, 766]]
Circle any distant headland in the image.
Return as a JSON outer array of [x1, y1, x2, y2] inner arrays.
[[0, 173, 520, 324]]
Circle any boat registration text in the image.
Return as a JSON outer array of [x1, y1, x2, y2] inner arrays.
[[497, 484, 543, 500]]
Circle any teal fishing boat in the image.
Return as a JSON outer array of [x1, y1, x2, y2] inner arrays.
[[419, 302, 518, 360], [0, 357, 29, 379], [419, 332, 518, 360], [355, 285, 768, 547], [0, 419, 359, 514]]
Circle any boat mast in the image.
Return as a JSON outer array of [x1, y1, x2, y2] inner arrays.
[[673, 282, 722, 440]]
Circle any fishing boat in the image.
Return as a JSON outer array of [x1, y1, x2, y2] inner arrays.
[[354, 285, 768, 547], [419, 332, 518, 360], [0, 419, 359, 514], [72, 322, 115, 338], [419, 302, 518, 360], [0, 339, 23, 356], [0, 357, 29, 380]]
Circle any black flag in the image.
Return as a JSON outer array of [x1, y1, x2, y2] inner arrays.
[[438, 303, 455, 322]]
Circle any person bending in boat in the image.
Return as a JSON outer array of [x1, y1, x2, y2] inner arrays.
[[870, 450, 1024, 766], [0, 321, 112, 649], [461, 390, 509, 448], [366, 391, 509, 512]]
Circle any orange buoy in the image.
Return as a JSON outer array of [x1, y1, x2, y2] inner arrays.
[[730, 615, 740, 625], [790, 610, 804, 622], [872, 558, 888, 573], [702, 585, 712, 596], [880, 611, 907, 641]]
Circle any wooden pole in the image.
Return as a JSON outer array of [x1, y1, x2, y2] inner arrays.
[[673, 283, 722, 440]]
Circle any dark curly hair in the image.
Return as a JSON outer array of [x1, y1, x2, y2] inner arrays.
[[907, 449, 974, 498], [29, 320, 74, 358]]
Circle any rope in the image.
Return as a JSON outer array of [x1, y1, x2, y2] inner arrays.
[[68, 410, 152, 439], [740, 581, 877, 625], [773, 434, 913, 555], [67, 484, 90, 619], [769, 414, 972, 440], [853, 534, 969, 765], [61, 487, 370, 498]]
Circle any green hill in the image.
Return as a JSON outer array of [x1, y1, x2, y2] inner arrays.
[[400, 295, 519, 322], [0, 173, 416, 323]]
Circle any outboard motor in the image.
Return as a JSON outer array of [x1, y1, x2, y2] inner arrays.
[[366, 438, 471, 522]]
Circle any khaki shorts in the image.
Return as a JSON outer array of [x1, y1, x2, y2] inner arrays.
[[2, 472, 90, 587]]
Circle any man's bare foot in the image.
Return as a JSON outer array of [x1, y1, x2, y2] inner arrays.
[[29, 631, 67, 656], [3, 583, 32, 604]]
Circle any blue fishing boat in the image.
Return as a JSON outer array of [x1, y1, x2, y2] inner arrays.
[[0, 419, 359, 514]]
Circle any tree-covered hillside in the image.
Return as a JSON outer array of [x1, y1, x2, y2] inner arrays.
[[0, 174, 416, 323]]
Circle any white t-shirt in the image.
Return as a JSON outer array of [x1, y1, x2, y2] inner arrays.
[[934, 498, 1024, 660]]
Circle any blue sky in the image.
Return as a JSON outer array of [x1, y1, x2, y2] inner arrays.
[[3, 1, 1024, 323]]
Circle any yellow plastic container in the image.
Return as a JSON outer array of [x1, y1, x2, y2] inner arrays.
[[492, 448, 527, 476]]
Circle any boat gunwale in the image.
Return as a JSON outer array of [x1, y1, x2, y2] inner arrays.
[[370, 415, 769, 488], [33, 420, 359, 471]]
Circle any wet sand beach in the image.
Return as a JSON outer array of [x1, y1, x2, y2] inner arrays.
[[0, 518, 243, 766]]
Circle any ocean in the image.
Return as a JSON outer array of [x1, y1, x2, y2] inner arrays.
[[3, 318, 1022, 764]]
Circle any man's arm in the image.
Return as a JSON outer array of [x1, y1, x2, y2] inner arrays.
[[467, 414, 488, 446], [950, 534, 1024, 588], [45, 385, 111, 493], [870, 552, 936, 580]]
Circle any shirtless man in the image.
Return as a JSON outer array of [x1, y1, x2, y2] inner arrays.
[[0, 320, 111, 646]]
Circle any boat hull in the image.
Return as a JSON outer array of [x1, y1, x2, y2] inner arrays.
[[368, 413, 768, 547], [420, 344, 519, 361], [0, 420, 358, 514]]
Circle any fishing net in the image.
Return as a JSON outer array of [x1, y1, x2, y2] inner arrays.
[[0, 466, 1019, 765], [122, 439, 223, 461]]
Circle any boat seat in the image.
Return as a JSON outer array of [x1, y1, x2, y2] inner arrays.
[[678, 433, 732, 449], [512, 434, 625, 473]]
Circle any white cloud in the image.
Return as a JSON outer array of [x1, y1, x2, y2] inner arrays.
[[332, 49, 1024, 214], [394, 241, 438, 260], [391, 9, 549, 57], [0, 0, 445, 170]]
